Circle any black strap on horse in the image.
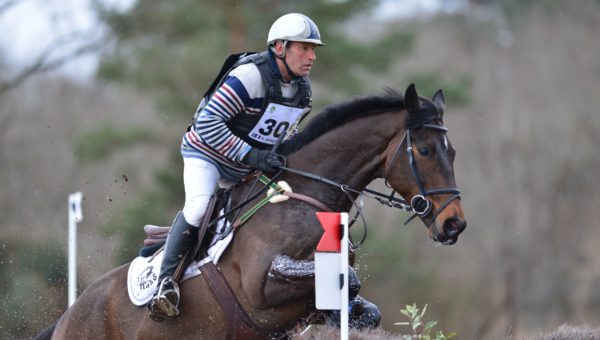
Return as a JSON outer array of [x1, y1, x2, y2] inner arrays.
[[277, 164, 406, 249], [382, 124, 461, 228], [278, 165, 413, 212], [200, 261, 286, 340], [277, 122, 462, 246]]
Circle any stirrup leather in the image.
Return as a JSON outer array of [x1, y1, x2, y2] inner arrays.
[[151, 277, 181, 317]]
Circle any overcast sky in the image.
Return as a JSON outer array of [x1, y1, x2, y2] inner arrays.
[[0, 0, 133, 79]]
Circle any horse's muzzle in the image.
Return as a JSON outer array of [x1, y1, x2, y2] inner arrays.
[[439, 217, 466, 245]]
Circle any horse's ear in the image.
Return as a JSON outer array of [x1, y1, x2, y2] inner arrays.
[[405, 83, 419, 110], [432, 89, 445, 115]]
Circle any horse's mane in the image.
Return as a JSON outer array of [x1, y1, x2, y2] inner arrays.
[[280, 89, 405, 155]]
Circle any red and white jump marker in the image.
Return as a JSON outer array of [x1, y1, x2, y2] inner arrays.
[[314, 212, 349, 340]]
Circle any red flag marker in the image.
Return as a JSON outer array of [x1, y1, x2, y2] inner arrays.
[[316, 212, 341, 252]]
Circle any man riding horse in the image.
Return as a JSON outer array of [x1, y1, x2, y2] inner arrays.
[[44, 82, 467, 340], [149, 13, 324, 320]]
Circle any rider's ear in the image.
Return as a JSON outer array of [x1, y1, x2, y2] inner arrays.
[[405, 83, 419, 110], [274, 41, 285, 57], [432, 89, 445, 115]]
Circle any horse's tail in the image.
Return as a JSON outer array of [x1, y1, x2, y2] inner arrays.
[[33, 321, 56, 340]]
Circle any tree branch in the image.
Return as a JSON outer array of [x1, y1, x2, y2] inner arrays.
[[0, 35, 106, 94]]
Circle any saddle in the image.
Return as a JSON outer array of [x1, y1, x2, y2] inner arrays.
[[141, 188, 284, 339]]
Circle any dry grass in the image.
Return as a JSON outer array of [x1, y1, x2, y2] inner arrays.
[[288, 323, 600, 340], [533, 324, 600, 340], [290, 324, 403, 340]]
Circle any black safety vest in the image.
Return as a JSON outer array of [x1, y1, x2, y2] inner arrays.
[[191, 51, 312, 149]]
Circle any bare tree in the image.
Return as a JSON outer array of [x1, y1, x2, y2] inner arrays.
[[0, 0, 108, 95]]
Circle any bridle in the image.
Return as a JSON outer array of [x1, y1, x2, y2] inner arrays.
[[383, 123, 461, 229], [273, 120, 461, 245]]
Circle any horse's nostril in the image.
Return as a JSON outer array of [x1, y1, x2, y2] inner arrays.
[[444, 219, 466, 238], [446, 228, 458, 238]]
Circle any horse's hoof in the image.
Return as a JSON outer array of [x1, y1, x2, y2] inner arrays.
[[349, 296, 381, 329]]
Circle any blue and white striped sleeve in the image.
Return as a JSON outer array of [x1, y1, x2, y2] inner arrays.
[[195, 75, 253, 163]]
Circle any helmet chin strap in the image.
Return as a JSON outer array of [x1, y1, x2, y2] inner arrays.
[[274, 41, 300, 80]]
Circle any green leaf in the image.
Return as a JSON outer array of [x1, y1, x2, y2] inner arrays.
[[421, 304, 428, 318], [425, 320, 438, 332]]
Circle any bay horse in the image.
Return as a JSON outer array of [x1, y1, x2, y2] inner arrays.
[[46, 84, 466, 339]]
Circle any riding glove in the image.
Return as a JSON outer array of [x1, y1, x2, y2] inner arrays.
[[243, 148, 285, 173]]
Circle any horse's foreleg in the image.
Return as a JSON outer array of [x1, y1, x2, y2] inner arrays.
[[265, 255, 361, 306], [268, 254, 314, 283], [264, 255, 314, 306], [349, 295, 381, 329], [266, 255, 380, 329], [323, 295, 381, 330]]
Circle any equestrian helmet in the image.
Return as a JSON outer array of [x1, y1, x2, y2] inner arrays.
[[267, 13, 325, 46]]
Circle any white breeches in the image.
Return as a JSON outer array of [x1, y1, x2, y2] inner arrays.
[[181, 158, 221, 227]]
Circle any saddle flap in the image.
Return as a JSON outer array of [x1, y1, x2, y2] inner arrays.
[[143, 225, 170, 238]]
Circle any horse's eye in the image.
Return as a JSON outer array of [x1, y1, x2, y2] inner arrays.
[[418, 147, 431, 157]]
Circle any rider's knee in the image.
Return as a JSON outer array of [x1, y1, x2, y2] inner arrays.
[[182, 197, 211, 226]]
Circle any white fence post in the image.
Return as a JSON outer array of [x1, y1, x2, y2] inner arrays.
[[340, 213, 349, 340], [68, 192, 83, 307], [314, 212, 349, 340]]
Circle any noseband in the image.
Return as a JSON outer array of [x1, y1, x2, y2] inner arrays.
[[383, 123, 461, 227]]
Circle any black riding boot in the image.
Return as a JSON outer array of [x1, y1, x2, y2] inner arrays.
[[149, 211, 198, 322]]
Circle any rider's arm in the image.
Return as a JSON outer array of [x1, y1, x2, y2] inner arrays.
[[195, 64, 262, 163]]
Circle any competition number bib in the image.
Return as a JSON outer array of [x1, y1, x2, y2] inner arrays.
[[248, 103, 308, 145]]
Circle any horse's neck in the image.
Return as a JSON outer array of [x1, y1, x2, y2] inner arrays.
[[287, 112, 402, 211]]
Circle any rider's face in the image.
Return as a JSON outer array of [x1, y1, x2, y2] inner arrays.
[[276, 41, 317, 80]]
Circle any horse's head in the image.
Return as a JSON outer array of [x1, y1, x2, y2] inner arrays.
[[383, 84, 466, 245]]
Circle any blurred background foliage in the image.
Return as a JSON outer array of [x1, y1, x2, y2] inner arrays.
[[2, 0, 600, 338], [0, 239, 67, 339]]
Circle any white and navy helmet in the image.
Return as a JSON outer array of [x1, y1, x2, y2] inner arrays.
[[267, 13, 325, 47]]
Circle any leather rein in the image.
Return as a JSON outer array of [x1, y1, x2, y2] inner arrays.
[[278, 122, 461, 240]]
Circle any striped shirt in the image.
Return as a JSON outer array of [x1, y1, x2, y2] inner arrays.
[[181, 52, 303, 182]]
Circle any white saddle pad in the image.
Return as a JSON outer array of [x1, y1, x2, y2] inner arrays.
[[127, 230, 233, 306]]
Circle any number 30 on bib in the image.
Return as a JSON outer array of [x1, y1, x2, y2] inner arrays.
[[248, 103, 309, 145]]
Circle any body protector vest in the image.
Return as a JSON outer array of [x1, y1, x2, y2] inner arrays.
[[192, 51, 312, 150]]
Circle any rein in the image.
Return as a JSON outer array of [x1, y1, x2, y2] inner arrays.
[[278, 164, 410, 248], [279, 122, 461, 238], [278, 166, 413, 212]]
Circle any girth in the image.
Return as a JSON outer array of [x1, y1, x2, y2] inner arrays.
[[200, 261, 286, 340]]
